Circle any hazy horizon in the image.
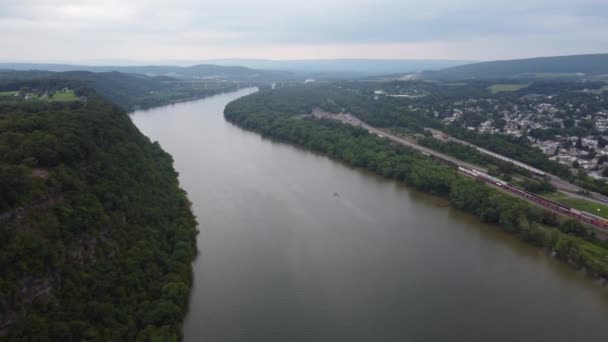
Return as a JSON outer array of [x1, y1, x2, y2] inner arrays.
[[3, 53, 608, 68], [2, 0, 607, 63], [0, 57, 475, 66]]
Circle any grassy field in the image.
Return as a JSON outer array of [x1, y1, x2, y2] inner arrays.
[[51, 90, 79, 101], [0, 90, 80, 102], [589, 85, 608, 94], [532, 73, 584, 79], [489, 84, 529, 93], [544, 192, 608, 219]]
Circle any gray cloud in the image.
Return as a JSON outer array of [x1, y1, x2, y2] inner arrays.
[[0, 0, 607, 61]]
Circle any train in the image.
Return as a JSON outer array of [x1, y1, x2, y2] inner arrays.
[[418, 146, 607, 230], [457, 166, 608, 230]]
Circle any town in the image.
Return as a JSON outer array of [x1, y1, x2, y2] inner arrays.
[[369, 80, 608, 180]]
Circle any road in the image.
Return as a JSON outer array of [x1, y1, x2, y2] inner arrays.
[[312, 109, 487, 173], [424, 128, 608, 206]]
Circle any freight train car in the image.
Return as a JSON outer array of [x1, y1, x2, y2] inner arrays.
[[458, 166, 608, 230]]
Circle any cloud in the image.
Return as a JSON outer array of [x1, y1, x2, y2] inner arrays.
[[0, 0, 607, 61]]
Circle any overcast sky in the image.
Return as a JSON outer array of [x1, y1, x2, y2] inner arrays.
[[1, 0, 607, 63]]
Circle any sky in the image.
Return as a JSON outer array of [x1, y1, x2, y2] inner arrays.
[[1, 0, 607, 63]]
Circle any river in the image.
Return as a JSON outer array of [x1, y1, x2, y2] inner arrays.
[[131, 88, 608, 342]]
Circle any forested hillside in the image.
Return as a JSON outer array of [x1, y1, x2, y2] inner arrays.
[[0, 70, 238, 111], [0, 63, 294, 82], [424, 53, 608, 80], [0, 88, 197, 340]]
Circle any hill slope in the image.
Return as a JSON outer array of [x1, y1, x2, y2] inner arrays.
[[423, 53, 608, 80], [0, 85, 197, 340], [0, 63, 294, 81], [206, 58, 470, 75], [0, 70, 237, 110]]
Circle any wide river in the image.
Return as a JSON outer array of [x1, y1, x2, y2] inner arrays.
[[131, 89, 608, 342]]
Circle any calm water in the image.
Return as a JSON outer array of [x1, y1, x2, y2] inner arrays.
[[131, 89, 608, 342]]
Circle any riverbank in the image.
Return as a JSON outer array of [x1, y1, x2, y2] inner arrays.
[[224, 89, 608, 283], [128, 86, 240, 112]]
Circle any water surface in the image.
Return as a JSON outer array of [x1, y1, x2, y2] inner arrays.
[[131, 89, 608, 342]]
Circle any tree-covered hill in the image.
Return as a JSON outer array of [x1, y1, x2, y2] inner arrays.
[[424, 53, 608, 80], [0, 87, 198, 340], [0, 70, 238, 111], [0, 63, 295, 81]]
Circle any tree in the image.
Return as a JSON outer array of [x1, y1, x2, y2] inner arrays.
[[579, 119, 595, 130], [575, 136, 583, 149], [140, 300, 182, 326], [517, 215, 532, 239]]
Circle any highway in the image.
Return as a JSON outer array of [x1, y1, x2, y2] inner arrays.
[[311, 109, 487, 173]]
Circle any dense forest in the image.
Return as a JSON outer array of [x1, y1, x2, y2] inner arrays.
[[225, 88, 608, 280], [0, 87, 197, 340]]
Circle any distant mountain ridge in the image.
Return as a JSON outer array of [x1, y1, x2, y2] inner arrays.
[[205, 58, 471, 75], [6, 54, 606, 82], [0, 70, 238, 110], [423, 53, 608, 80], [0, 59, 471, 79], [0, 63, 293, 81]]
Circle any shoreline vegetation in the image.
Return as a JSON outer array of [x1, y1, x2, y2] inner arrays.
[[0, 86, 198, 340], [224, 88, 608, 284]]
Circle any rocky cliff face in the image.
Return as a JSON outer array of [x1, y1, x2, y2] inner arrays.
[[0, 193, 114, 335], [1, 272, 60, 334]]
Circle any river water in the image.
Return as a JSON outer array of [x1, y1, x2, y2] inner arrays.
[[131, 89, 608, 342]]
